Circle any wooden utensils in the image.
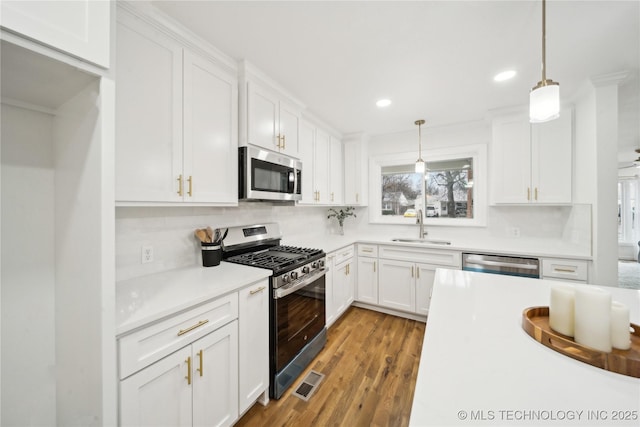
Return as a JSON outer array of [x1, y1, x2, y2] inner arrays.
[[194, 227, 228, 245]]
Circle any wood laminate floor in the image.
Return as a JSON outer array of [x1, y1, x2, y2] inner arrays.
[[236, 307, 426, 427]]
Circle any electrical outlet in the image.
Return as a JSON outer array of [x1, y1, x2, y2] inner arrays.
[[141, 245, 154, 263], [509, 227, 521, 238]]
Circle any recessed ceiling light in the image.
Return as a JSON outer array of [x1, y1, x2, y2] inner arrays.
[[376, 99, 392, 107], [493, 70, 517, 82]]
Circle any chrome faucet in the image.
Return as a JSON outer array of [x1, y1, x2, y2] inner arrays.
[[416, 209, 427, 238]]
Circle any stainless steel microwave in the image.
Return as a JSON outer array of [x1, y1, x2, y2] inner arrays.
[[239, 146, 302, 201]]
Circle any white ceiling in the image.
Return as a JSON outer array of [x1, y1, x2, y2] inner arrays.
[[153, 0, 640, 156]]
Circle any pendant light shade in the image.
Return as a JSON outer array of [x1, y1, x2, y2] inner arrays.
[[529, 0, 560, 123], [530, 81, 560, 122], [414, 119, 426, 173]]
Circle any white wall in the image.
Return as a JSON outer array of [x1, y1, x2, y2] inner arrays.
[[1, 104, 57, 426]]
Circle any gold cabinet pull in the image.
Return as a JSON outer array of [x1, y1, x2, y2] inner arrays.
[[534, 187, 538, 201], [373, 261, 376, 273], [250, 286, 266, 295], [411, 266, 414, 278], [356, 193, 359, 203], [187, 176, 193, 197], [177, 175, 183, 196], [527, 187, 531, 201], [197, 349, 204, 377], [177, 319, 209, 336], [282, 134, 286, 150], [185, 356, 192, 385], [417, 267, 420, 279], [554, 267, 576, 273], [362, 248, 373, 253], [331, 192, 334, 202]]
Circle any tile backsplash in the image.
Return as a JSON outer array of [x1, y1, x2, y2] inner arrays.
[[116, 203, 332, 281], [116, 203, 592, 282]]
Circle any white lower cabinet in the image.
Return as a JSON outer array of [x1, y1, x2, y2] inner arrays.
[[356, 257, 378, 305], [326, 245, 355, 327], [541, 258, 589, 284], [363, 245, 461, 317], [120, 321, 238, 427], [118, 280, 269, 427], [238, 282, 269, 414], [378, 260, 416, 312]]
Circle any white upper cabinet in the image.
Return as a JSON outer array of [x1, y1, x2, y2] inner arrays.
[[329, 136, 344, 205], [115, 7, 238, 205], [314, 129, 331, 204], [183, 51, 238, 204], [343, 135, 368, 206], [240, 62, 302, 157], [1, 0, 110, 68], [491, 109, 572, 204]]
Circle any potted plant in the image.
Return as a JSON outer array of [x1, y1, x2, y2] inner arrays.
[[327, 206, 357, 235]]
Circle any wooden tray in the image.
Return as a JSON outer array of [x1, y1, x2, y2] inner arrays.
[[522, 306, 640, 378]]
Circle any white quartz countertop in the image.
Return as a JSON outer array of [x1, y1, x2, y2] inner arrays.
[[116, 262, 271, 336], [409, 269, 640, 426], [284, 232, 592, 260]]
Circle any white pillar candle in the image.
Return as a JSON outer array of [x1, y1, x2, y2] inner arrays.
[[611, 301, 631, 350], [574, 286, 612, 352], [549, 283, 575, 337]]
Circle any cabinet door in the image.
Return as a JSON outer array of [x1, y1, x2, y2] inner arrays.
[[356, 257, 378, 305], [314, 129, 330, 204], [247, 82, 278, 151], [329, 137, 344, 204], [378, 260, 415, 312], [298, 121, 316, 204], [115, 15, 183, 202], [183, 50, 238, 204], [325, 254, 337, 327], [238, 282, 269, 414], [531, 112, 572, 204], [415, 263, 436, 315], [278, 101, 300, 157], [343, 140, 361, 205], [491, 115, 531, 204], [1, 0, 110, 67], [192, 321, 239, 427], [333, 260, 353, 319], [120, 346, 192, 427]]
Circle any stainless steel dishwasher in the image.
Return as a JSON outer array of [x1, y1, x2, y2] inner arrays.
[[462, 253, 540, 278]]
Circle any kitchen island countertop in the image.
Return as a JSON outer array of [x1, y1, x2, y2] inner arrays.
[[409, 269, 640, 426]]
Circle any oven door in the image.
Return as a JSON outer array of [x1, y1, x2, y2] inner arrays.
[[272, 269, 326, 373], [239, 146, 302, 201]]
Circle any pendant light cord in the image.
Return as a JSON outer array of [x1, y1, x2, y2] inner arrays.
[[541, 0, 547, 83]]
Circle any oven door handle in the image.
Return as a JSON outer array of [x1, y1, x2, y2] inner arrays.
[[273, 268, 327, 299]]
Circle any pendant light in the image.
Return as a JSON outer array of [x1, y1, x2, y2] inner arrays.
[[414, 119, 426, 173], [529, 0, 560, 123]]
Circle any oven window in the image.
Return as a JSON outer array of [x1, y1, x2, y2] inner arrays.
[[274, 276, 326, 371], [252, 158, 294, 193]]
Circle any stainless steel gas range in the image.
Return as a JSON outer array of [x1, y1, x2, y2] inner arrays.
[[222, 223, 327, 399]]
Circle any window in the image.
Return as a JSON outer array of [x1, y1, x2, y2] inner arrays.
[[370, 145, 486, 226], [618, 178, 639, 243]]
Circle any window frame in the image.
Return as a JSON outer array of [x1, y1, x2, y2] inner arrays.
[[368, 144, 487, 227]]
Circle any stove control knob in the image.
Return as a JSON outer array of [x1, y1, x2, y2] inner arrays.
[[318, 260, 325, 268], [282, 274, 290, 284], [311, 262, 318, 269], [291, 271, 299, 280], [302, 266, 310, 274]]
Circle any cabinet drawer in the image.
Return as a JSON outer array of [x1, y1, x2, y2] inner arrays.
[[379, 245, 461, 268], [333, 245, 355, 265], [542, 258, 588, 282], [357, 244, 378, 258], [119, 293, 239, 379]]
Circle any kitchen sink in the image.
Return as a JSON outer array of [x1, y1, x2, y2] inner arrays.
[[391, 238, 452, 245]]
